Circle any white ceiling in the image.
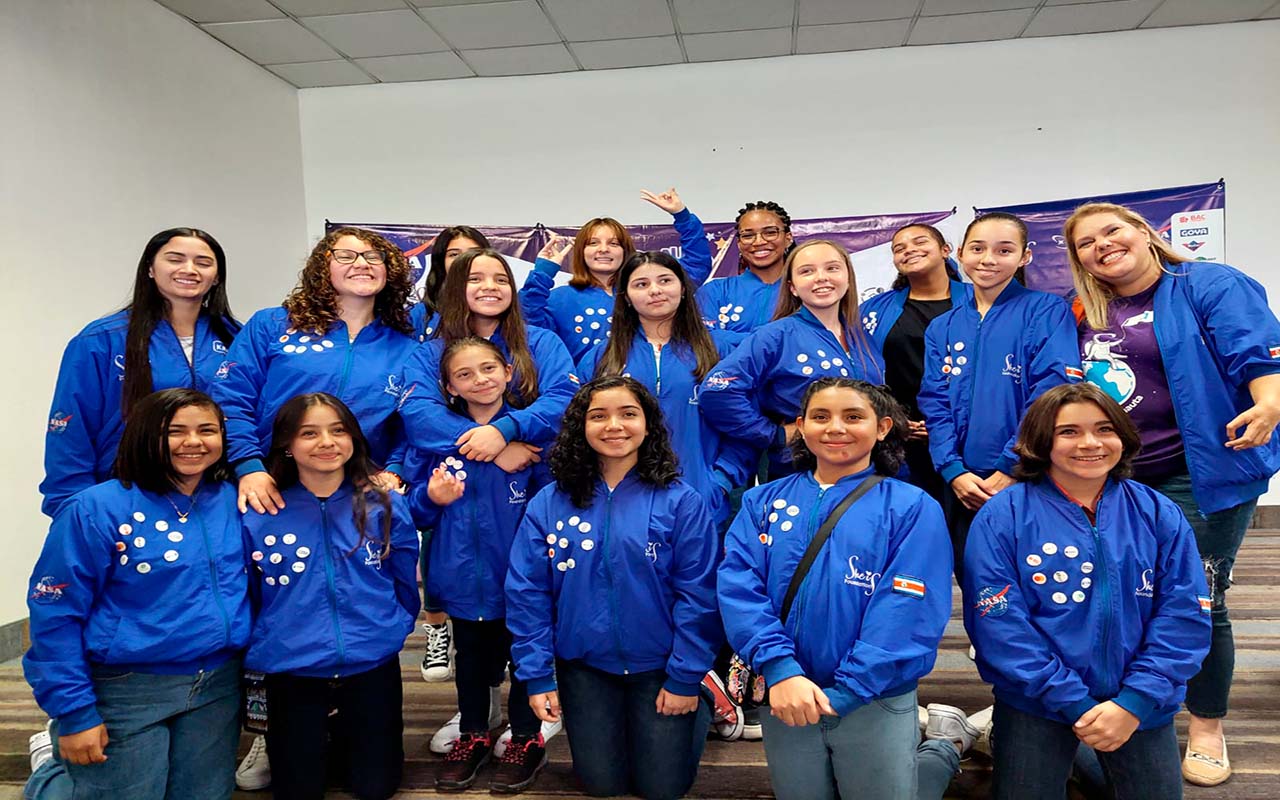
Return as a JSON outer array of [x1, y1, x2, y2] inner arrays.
[[153, 0, 1280, 88]]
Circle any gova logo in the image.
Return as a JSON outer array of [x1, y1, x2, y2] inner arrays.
[[1179, 227, 1209, 237]]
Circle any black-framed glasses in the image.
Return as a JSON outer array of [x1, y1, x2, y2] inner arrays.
[[329, 249, 386, 266], [738, 227, 784, 244]]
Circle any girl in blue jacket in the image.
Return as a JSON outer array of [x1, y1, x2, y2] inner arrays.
[[519, 188, 713, 362], [963, 382, 1210, 800], [696, 200, 795, 338], [698, 239, 886, 480], [244, 392, 419, 800], [1065, 202, 1280, 786], [860, 223, 972, 502], [409, 224, 490, 341], [917, 213, 1080, 581], [718, 378, 952, 800], [410, 337, 552, 793], [577, 251, 754, 526], [25, 388, 250, 800], [41, 227, 240, 518], [506, 376, 719, 800]]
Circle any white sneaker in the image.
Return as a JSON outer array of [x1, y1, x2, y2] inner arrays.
[[429, 686, 505, 755], [925, 704, 980, 754], [494, 718, 563, 758], [967, 705, 994, 752], [421, 620, 455, 682], [29, 722, 53, 773], [235, 734, 271, 791], [917, 705, 928, 732]]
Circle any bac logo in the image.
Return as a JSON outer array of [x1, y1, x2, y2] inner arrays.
[[1178, 213, 1206, 224]]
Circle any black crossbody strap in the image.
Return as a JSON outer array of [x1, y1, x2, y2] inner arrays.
[[779, 475, 883, 625]]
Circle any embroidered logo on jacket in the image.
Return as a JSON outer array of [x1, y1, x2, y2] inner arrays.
[[1135, 568, 1154, 598], [48, 412, 73, 434], [1198, 595, 1212, 614], [214, 360, 235, 380], [508, 481, 527, 505], [843, 555, 880, 596], [30, 576, 68, 603], [704, 371, 738, 390], [891, 575, 925, 599], [1001, 354, 1023, 384], [974, 584, 1011, 617]]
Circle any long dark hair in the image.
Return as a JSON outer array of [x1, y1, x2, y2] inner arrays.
[[788, 379, 907, 476], [422, 226, 491, 317], [265, 393, 392, 558], [115, 388, 233, 493], [438, 336, 515, 416], [434, 248, 539, 404], [963, 212, 1029, 287], [549, 377, 678, 508], [595, 251, 720, 382], [889, 223, 962, 291], [123, 228, 240, 416]]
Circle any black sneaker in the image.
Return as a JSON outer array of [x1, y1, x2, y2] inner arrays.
[[741, 705, 763, 741], [435, 732, 492, 792], [489, 733, 546, 794]]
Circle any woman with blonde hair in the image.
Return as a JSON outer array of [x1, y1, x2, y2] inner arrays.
[[1066, 201, 1280, 786]]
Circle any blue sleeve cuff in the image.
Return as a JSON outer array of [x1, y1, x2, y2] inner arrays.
[[234, 458, 267, 479], [491, 418, 518, 443], [534, 258, 561, 277], [1113, 687, 1157, 724], [663, 677, 702, 697], [773, 426, 789, 449], [1065, 697, 1098, 724], [761, 655, 806, 688], [672, 208, 691, 222], [526, 675, 558, 695], [940, 462, 967, 483], [384, 463, 403, 477], [58, 702, 103, 736], [824, 685, 864, 718], [994, 456, 1017, 476], [712, 469, 733, 494]]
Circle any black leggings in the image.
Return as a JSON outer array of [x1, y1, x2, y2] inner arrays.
[[453, 618, 539, 737]]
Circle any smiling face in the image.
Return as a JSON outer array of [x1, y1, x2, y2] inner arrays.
[[626, 263, 683, 325], [1069, 212, 1162, 296], [737, 209, 792, 271], [959, 218, 1030, 293], [584, 386, 647, 468], [290, 403, 354, 484], [167, 403, 223, 491], [152, 236, 219, 305], [444, 344, 512, 410], [891, 226, 950, 281], [582, 224, 626, 281], [1047, 401, 1122, 490], [796, 386, 891, 478], [788, 243, 850, 313], [327, 234, 387, 299], [443, 235, 483, 272], [464, 255, 514, 322]]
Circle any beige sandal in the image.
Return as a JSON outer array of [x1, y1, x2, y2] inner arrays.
[[1182, 734, 1230, 786]]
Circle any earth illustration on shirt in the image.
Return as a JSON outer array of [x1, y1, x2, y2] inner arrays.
[[1082, 332, 1137, 405]]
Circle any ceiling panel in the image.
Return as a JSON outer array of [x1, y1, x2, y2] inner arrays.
[[673, 0, 795, 33], [921, 0, 1037, 15], [796, 18, 910, 53], [272, 0, 405, 14], [798, 0, 915, 25], [1142, 0, 1276, 27], [201, 18, 342, 63], [413, 0, 512, 6], [908, 7, 1036, 43], [683, 27, 792, 62], [417, 0, 561, 49], [355, 52, 475, 81], [155, 0, 284, 23], [301, 10, 449, 57], [1025, 0, 1163, 37], [267, 59, 376, 87], [545, 0, 675, 41], [570, 36, 685, 69], [463, 43, 579, 76]]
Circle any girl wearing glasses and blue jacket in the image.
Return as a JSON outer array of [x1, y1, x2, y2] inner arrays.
[[696, 201, 794, 339]]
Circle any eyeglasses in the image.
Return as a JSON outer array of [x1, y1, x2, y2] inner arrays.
[[329, 249, 386, 266], [738, 227, 784, 245]]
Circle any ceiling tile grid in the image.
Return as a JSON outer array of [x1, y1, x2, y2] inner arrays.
[[150, 0, 1280, 88]]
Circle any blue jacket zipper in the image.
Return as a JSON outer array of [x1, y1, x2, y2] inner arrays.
[[195, 496, 232, 647], [336, 326, 359, 397], [319, 499, 348, 669], [788, 486, 828, 649], [1080, 491, 1114, 697], [470, 491, 484, 620], [600, 491, 630, 673], [963, 311, 986, 466]]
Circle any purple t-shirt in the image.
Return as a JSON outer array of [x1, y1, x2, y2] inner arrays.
[[1079, 280, 1185, 479]]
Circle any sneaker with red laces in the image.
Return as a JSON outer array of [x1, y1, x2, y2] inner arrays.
[[436, 732, 493, 792], [489, 733, 547, 794], [702, 671, 744, 741]]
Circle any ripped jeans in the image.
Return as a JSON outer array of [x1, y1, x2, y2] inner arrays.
[[1141, 472, 1256, 719]]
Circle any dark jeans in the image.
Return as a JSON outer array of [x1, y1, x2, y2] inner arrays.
[[1140, 471, 1255, 718], [264, 658, 403, 800], [940, 480, 979, 584], [452, 618, 538, 736], [418, 529, 443, 614], [991, 701, 1182, 800], [556, 660, 711, 800]]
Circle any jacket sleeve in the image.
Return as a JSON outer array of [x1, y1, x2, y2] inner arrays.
[[1113, 500, 1212, 723], [1191, 266, 1280, 385], [387, 495, 422, 621], [697, 328, 785, 449], [663, 490, 721, 695], [40, 332, 113, 518], [209, 313, 272, 475], [962, 500, 1097, 723], [997, 299, 1078, 473], [398, 341, 477, 453], [505, 494, 559, 694], [22, 502, 115, 734], [493, 331, 577, 446], [673, 208, 713, 287], [406, 471, 444, 531], [518, 258, 560, 331], [716, 491, 803, 685], [825, 495, 953, 716], [918, 319, 964, 482]]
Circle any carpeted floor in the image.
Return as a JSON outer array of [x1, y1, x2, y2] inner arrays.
[[3, 531, 1277, 799]]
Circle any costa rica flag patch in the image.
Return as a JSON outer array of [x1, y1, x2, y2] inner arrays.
[[892, 575, 926, 599], [1065, 366, 1084, 380], [1198, 595, 1212, 615], [1269, 346, 1280, 359]]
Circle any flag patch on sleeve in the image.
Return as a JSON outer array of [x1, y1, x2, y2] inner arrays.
[[1269, 346, 1280, 359], [892, 575, 926, 599], [1198, 595, 1212, 615], [1065, 366, 1084, 380]]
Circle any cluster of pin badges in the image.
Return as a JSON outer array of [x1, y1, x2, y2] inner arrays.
[[758, 498, 802, 546], [1025, 541, 1093, 605], [116, 511, 185, 574], [572, 307, 612, 346], [278, 328, 336, 354], [251, 532, 312, 587], [794, 349, 850, 378], [547, 515, 594, 571]]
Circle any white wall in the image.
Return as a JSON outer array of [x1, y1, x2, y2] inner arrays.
[[0, 0, 309, 625], [299, 18, 1280, 494]]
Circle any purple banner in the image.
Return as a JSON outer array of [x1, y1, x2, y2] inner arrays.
[[326, 221, 544, 286], [975, 180, 1226, 298]]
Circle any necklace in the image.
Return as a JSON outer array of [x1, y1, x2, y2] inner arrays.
[[165, 491, 198, 523]]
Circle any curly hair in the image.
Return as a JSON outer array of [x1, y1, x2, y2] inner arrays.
[[788, 379, 908, 477], [735, 200, 796, 272], [549, 376, 679, 508], [284, 227, 413, 336]]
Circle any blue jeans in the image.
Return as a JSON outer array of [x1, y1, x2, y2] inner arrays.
[[556, 660, 711, 800], [991, 700, 1182, 800], [760, 689, 921, 800], [1141, 471, 1255, 718], [25, 658, 241, 800]]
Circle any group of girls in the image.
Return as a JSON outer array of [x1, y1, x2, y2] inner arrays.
[[24, 191, 1280, 800]]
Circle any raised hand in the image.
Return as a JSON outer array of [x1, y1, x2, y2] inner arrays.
[[640, 187, 686, 215]]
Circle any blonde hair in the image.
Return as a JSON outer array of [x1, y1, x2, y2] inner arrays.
[[1064, 202, 1189, 330]]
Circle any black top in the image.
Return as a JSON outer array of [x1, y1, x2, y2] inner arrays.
[[883, 297, 954, 419]]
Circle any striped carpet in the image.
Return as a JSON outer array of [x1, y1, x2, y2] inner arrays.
[[2, 530, 1277, 799]]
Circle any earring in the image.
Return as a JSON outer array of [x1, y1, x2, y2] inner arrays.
[[285, 450, 293, 457]]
